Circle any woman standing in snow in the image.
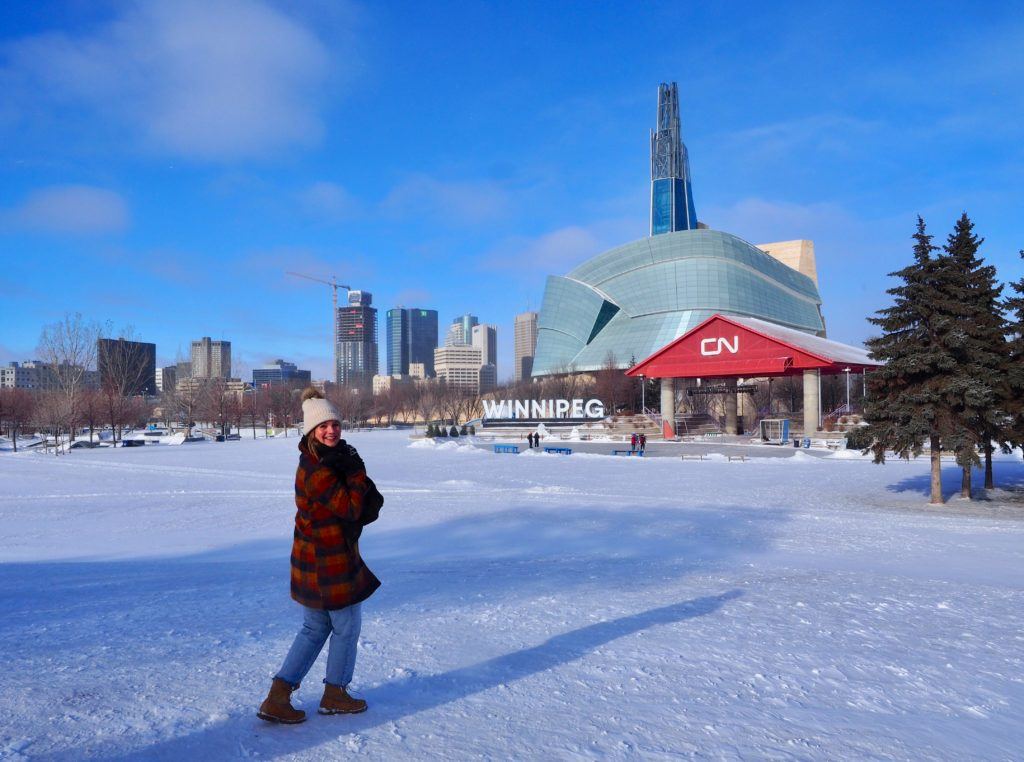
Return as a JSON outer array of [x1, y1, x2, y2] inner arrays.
[[258, 387, 383, 724]]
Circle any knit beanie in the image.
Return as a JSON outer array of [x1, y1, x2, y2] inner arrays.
[[301, 387, 341, 436]]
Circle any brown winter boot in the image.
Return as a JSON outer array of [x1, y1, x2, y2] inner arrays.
[[257, 678, 307, 724], [319, 683, 367, 715]]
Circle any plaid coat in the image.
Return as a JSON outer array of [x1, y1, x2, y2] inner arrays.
[[291, 439, 382, 610]]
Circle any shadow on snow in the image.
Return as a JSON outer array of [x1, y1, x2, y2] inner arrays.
[[82, 591, 744, 761]]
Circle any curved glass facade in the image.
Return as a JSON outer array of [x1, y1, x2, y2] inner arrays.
[[532, 229, 825, 376]]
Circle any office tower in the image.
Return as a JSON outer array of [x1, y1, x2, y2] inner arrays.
[[156, 365, 177, 393], [252, 360, 312, 388], [471, 323, 497, 372], [386, 307, 439, 377], [191, 337, 231, 379], [97, 338, 157, 395], [434, 345, 486, 394], [514, 311, 539, 382], [337, 290, 378, 389], [176, 361, 193, 380], [650, 82, 697, 235], [445, 314, 478, 347]]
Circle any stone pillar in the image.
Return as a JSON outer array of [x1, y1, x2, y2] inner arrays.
[[660, 377, 675, 438], [803, 369, 819, 435], [724, 378, 738, 435]]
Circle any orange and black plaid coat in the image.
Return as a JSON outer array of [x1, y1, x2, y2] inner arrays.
[[291, 439, 382, 610]]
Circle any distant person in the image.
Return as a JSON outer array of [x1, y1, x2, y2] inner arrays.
[[639, 433, 647, 453], [528, 432, 535, 448], [630, 432, 638, 453], [258, 387, 383, 724]]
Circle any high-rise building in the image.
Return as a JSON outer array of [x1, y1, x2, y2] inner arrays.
[[445, 314, 478, 347], [156, 365, 177, 393], [191, 337, 231, 379], [434, 345, 487, 394], [514, 311, 538, 383], [337, 290, 378, 389], [471, 324, 497, 372], [253, 360, 312, 388], [386, 307, 439, 377], [98, 338, 157, 395], [650, 82, 697, 235]]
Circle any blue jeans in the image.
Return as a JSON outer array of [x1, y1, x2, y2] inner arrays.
[[275, 603, 362, 688]]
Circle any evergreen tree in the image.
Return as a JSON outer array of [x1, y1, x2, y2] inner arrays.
[[1003, 250, 1024, 454], [934, 214, 1005, 495], [865, 217, 953, 504]]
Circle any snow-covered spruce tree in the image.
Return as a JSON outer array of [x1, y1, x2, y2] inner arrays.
[[865, 217, 954, 505], [1003, 250, 1024, 455], [935, 214, 1006, 495]]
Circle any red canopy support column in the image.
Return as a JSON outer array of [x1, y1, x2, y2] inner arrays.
[[803, 369, 819, 435], [724, 378, 738, 435], [660, 378, 675, 438]]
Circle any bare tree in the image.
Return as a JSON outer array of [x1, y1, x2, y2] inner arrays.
[[595, 352, 632, 415], [410, 382, 439, 427], [98, 329, 151, 443], [37, 312, 100, 447], [79, 388, 104, 442], [268, 384, 299, 436], [198, 377, 232, 438], [0, 388, 35, 452], [32, 392, 65, 454], [226, 390, 245, 437]]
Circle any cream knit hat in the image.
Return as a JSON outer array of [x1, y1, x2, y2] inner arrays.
[[301, 387, 341, 436]]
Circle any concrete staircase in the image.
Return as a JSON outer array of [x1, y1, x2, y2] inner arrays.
[[674, 414, 721, 437]]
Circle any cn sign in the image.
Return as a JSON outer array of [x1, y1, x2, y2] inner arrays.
[[700, 335, 739, 356]]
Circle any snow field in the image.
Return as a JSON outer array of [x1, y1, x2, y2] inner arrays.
[[1, 431, 1022, 760]]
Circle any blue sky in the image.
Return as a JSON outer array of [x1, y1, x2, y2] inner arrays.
[[2, 0, 1022, 381]]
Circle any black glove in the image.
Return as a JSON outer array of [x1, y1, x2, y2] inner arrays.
[[320, 441, 365, 476]]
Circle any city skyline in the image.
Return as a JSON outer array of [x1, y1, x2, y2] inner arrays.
[[2, 2, 1022, 381]]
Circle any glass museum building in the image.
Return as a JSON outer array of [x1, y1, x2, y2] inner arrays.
[[531, 83, 826, 377]]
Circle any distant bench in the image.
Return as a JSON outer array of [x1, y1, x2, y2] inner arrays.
[[493, 444, 520, 454], [611, 449, 644, 457], [680, 454, 706, 461], [825, 439, 845, 450], [543, 447, 572, 455], [727, 455, 747, 462]]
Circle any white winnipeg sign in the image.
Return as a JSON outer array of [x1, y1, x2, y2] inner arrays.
[[482, 398, 606, 420], [700, 335, 739, 356]]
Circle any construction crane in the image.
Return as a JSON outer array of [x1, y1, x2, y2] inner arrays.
[[286, 272, 351, 383]]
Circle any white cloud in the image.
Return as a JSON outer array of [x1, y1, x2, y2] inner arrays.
[[2, 0, 340, 160], [4, 185, 129, 235], [718, 114, 881, 163], [701, 197, 856, 245], [381, 174, 511, 226], [481, 214, 644, 279], [393, 288, 433, 306], [298, 181, 362, 221]]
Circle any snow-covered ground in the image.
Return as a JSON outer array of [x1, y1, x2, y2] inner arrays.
[[1, 432, 1022, 760]]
